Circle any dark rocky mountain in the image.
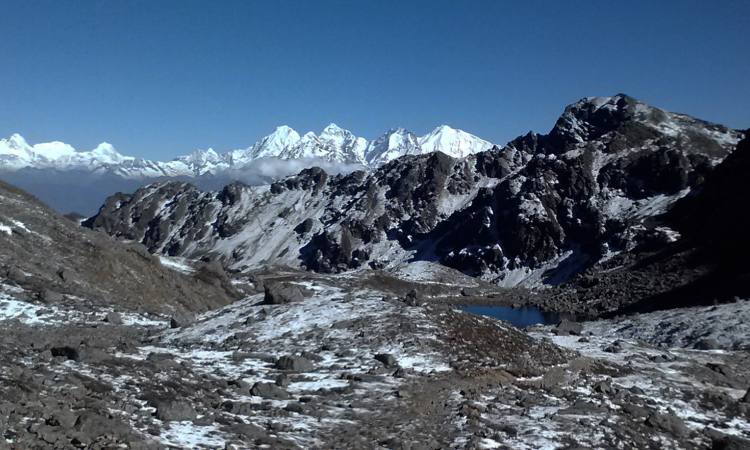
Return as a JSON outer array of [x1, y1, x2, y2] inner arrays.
[[521, 131, 750, 318], [84, 95, 742, 287]]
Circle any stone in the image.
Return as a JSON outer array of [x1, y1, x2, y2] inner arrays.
[[50, 346, 79, 361], [694, 338, 721, 350], [38, 289, 64, 304], [645, 412, 688, 437], [556, 319, 583, 336], [374, 353, 398, 368], [404, 289, 422, 307], [250, 382, 289, 400], [169, 312, 194, 329], [264, 282, 304, 305], [104, 311, 123, 325], [152, 399, 197, 422], [275, 355, 314, 372]]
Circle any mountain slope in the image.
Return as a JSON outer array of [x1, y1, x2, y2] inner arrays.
[[85, 94, 742, 287], [0, 179, 239, 315]]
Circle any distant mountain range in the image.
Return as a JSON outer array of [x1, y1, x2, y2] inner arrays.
[[0, 124, 494, 178]]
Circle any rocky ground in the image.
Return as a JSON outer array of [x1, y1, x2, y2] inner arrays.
[[1, 266, 749, 449]]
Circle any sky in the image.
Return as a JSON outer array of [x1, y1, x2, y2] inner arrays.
[[1, 0, 748, 160]]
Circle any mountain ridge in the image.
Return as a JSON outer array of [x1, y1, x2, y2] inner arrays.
[[84, 94, 744, 289], [0, 123, 495, 178]]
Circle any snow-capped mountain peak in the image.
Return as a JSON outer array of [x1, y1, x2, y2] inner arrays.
[[320, 123, 345, 135], [365, 128, 422, 165], [418, 125, 493, 158], [0, 123, 496, 177]]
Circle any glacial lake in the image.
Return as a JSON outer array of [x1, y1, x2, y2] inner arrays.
[[460, 304, 560, 328]]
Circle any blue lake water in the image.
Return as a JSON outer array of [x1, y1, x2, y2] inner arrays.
[[460, 304, 559, 328]]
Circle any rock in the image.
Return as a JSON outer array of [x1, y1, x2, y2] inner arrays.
[[694, 338, 721, 350], [169, 312, 194, 329], [556, 319, 583, 336], [374, 353, 398, 368], [294, 218, 315, 235], [285, 402, 304, 414], [593, 380, 618, 396], [152, 399, 197, 421], [404, 289, 421, 306], [645, 412, 688, 437], [708, 429, 750, 450], [741, 389, 750, 404], [603, 340, 626, 353], [56, 268, 71, 282], [46, 410, 79, 429], [250, 382, 290, 400], [275, 355, 314, 372], [38, 289, 64, 304], [228, 378, 251, 391], [103, 311, 123, 325], [275, 374, 290, 387], [621, 402, 649, 418], [225, 423, 267, 440], [50, 346, 79, 361], [264, 282, 304, 305]]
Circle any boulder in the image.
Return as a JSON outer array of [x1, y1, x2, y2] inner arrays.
[[103, 311, 123, 325], [38, 289, 64, 304], [152, 399, 197, 421], [294, 218, 315, 235], [50, 346, 79, 361], [275, 355, 314, 372], [555, 319, 583, 336], [645, 412, 688, 437], [404, 289, 421, 306], [374, 353, 398, 368], [250, 382, 290, 400], [694, 338, 721, 350], [264, 282, 305, 305], [169, 312, 194, 329]]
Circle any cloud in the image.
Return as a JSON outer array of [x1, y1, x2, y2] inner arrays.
[[226, 157, 365, 184]]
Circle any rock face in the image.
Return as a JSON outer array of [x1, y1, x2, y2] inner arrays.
[[533, 132, 750, 318], [84, 95, 742, 287]]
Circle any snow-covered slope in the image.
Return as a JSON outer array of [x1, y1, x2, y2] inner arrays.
[[0, 124, 494, 178], [365, 128, 422, 166], [418, 125, 493, 159]]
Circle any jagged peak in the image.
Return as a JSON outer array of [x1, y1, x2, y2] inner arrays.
[[321, 123, 344, 133]]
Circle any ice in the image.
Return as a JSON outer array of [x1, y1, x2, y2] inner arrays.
[[157, 421, 225, 448], [0, 295, 46, 323]]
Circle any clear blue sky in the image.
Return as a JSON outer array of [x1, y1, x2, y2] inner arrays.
[[1, 0, 748, 159]]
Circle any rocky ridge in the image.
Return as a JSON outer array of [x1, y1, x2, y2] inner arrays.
[[84, 95, 742, 288]]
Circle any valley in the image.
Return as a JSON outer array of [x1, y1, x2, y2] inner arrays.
[[1, 94, 748, 449]]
